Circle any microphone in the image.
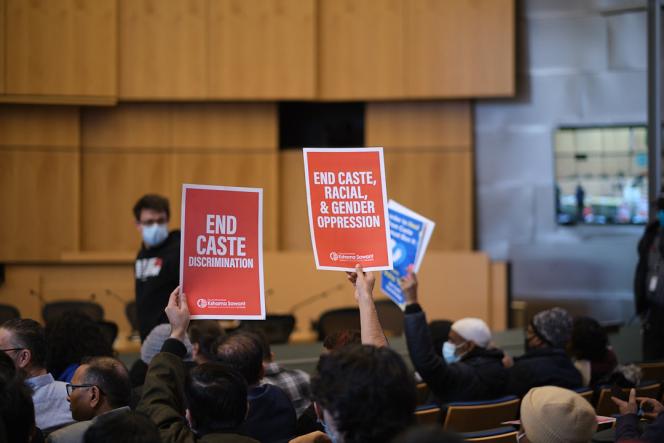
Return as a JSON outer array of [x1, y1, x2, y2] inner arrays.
[[288, 283, 346, 313], [104, 289, 128, 304]]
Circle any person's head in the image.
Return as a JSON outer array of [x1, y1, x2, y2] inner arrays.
[[392, 426, 464, 443], [322, 329, 361, 353], [527, 307, 573, 351], [0, 318, 47, 376], [311, 344, 416, 443], [188, 320, 224, 364], [133, 194, 170, 248], [570, 316, 608, 361], [443, 318, 492, 364], [215, 332, 263, 386], [45, 311, 114, 379], [83, 411, 160, 443], [0, 367, 35, 443], [519, 386, 596, 443], [67, 356, 131, 421], [141, 324, 193, 365], [184, 362, 248, 434]]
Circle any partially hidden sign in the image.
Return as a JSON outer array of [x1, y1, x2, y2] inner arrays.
[[180, 184, 265, 319], [303, 147, 392, 271]]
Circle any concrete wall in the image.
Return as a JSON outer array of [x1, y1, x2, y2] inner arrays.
[[475, 0, 649, 324]]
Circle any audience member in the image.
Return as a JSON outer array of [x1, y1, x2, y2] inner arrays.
[[519, 386, 596, 443], [505, 307, 582, 397], [0, 318, 73, 432], [613, 388, 664, 442], [569, 316, 618, 387], [83, 411, 160, 443], [392, 426, 463, 443], [133, 194, 181, 341], [137, 287, 258, 443], [345, 265, 388, 347], [188, 320, 224, 364], [401, 271, 508, 402], [216, 331, 297, 443], [310, 344, 416, 443], [0, 351, 37, 443], [321, 330, 361, 353], [45, 311, 114, 383], [255, 331, 312, 418], [47, 356, 131, 443]]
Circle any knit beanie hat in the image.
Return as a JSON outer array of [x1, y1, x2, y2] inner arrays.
[[521, 386, 597, 443], [141, 323, 193, 364], [451, 318, 492, 348], [532, 307, 573, 348]]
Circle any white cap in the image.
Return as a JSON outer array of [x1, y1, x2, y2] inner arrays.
[[451, 318, 492, 348]]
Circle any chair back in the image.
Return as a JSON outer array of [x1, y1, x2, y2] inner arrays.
[[315, 307, 361, 341], [241, 314, 296, 344], [97, 320, 119, 346], [638, 361, 664, 383], [463, 427, 519, 443], [574, 387, 594, 404], [125, 301, 139, 334], [443, 396, 520, 433], [42, 301, 104, 324], [414, 405, 441, 425], [416, 383, 431, 405], [595, 382, 662, 416], [0, 304, 20, 325]]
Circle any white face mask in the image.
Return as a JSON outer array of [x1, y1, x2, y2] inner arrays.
[[142, 223, 168, 247]]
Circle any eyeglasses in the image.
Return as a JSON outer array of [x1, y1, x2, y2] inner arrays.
[[66, 383, 100, 396], [0, 347, 24, 353], [139, 217, 167, 226]]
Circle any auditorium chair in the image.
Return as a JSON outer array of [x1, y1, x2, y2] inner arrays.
[[637, 361, 664, 383], [574, 387, 594, 404], [240, 314, 296, 344], [0, 304, 20, 325], [461, 427, 519, 442], [125, 301, 139, 338], [314, 301, 403, 341], [595, 381, 662, 417], [42, 300, 104, 324], [442, 396, 521, 433], [416, 383, 432, 405], [414, 404, 441, 425]]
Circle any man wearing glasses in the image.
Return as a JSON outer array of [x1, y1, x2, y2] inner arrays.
[[47, 356, 131, 443], [0, 318, 73, 432], [133, 194, 181, 342]]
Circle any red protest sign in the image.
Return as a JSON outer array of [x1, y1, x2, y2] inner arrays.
[[303, 147, 392, 271], [180, 184, 265, 319]]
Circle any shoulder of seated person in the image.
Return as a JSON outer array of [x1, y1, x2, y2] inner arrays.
[[47, 420, 92, 441]]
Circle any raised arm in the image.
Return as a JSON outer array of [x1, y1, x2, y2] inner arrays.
[[346, 264, 388, 347]]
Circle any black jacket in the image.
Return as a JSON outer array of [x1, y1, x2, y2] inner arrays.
[[243, 384, 296, 443], [635, 221, 663, 315], [506, 347, 582, 398], [404, 304, 509, 403], [135, 230, 181, 340], [616, 412, 664, 442]]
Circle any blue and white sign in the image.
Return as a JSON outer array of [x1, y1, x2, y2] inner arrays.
[[381, 200, 435, 307]]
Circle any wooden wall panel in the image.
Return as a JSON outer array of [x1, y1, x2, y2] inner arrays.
[[318, 0, 403, 100], [208, 0, 316, 99], [366, 101, 472, 150], [172, 152, 279, 249], [80, 152, 175, 252], [0, 106, 80, 148], [384, 151, 474, 251], [5, 0, 116, 98], [404, 0, 515, 97], [279, 151, 310, 250], [120, 0, 208, 99], [0, 0, 5, 94], [172, 103, 278, 150]]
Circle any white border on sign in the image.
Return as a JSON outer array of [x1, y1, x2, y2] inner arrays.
[[180, 183, 266, 320], [302, 147, 393, 272]]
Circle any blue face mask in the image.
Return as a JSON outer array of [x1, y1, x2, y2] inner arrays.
[[142, 223, 169, 247], [658, 210, 664, 225], [442, 341, 461, 364]]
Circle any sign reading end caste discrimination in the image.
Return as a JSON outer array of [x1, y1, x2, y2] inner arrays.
[[303, 147, 392, 271], [180, 184, 265, 319]]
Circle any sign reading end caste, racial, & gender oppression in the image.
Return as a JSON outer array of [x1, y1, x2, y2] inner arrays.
[[303, 147, 392, 271], [180, 184, 265, 319]]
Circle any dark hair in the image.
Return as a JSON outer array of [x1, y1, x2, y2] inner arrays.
[[133, 194, 170, 221], [0, 355, 35, 443], [184, 363, 248, 434], [323, 329, 362, 351], [45, 311, 114, 379], [570, 316, 609, 361], [215, 332, 263, 385], [188, 320, 225, 361], [392, 426, 464, 443], [81, 357, 131, 409], [1, 318, 47, 368], [311, 344, 416, 443], [84, 411, 160, 443]]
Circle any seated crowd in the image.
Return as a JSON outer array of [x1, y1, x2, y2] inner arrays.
[[0, 265, 661, 443]]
